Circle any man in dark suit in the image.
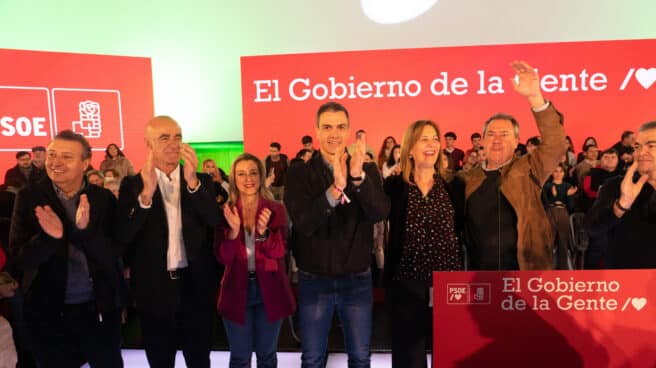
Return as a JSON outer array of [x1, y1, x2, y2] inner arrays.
[[8, 130, 125, 368], [117, 116, 221, 368]]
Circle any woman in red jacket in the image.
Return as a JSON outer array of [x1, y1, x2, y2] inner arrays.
[[214, 153, 295, 368]]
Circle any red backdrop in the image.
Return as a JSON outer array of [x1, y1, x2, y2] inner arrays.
[[241, 39, 656, 160], [0, 48, 153, 180], [434, 270, 656, 367]]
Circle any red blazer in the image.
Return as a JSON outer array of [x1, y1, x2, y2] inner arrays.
[[214, 197, 296, 324]]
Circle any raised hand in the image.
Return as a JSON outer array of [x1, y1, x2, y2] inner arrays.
[[350, 134, 366, 179], [619, 161, 648, 209], [181, 143, 199, 189], [140, 150, 158, 205], [256, 208, 272, 236], [567, 186, 578, 196], [35, 205, 63, 239], [330, 149, 348, 190], [265, 168, 275, 188], [509, 60, 545, 107], [223, 204, 241, 240], [75, 194, 90, 229]]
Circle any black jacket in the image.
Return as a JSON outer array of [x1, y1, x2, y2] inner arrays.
[[8, 178, 125, 316], [284, 153, 390, 276], [383, 174, 465, 285], [585, 175, 656, 268], [116, 169, 221, 316]]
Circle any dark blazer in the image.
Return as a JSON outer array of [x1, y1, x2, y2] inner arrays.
[[3, 164, 46, 189], [383, 174, 465, 285], [283, 153, 390, 276], [8, 178, 125, 316], [215, 198, 295, 324], [116, 168, 221, 316]]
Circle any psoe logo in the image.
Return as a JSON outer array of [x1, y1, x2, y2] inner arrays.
[[447, 283, 491, 305], [52, 89, 124, 151]]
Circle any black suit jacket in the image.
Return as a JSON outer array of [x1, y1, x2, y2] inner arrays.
[[8, 178, 125, 316], [117, 168, 221, 316]]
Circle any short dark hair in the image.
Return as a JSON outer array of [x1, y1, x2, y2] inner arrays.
[[16, 151, 30, 160], [295, 148, 313, 159], [356, 129, 366, 136], [270, 142, 281, 151], [526, 136, 541, 146], [31, 146, 46, 153], [54, 130, 92, 160], [583, 143, 598, 152], [445, 132, 457, 140], [365, 152, 374, 161], [316, 101, 349, 127], [621, 130, 634, 140], [601, 148, 618, 157], [471, 132, 481, 140]]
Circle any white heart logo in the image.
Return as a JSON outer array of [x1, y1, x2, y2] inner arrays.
[[631, 297, 647, 311], [361, 0, 439, 25], [454, 293, 462, 300], [635, 68, 656, 89]]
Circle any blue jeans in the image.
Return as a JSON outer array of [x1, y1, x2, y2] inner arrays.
[[297, 269, 373, 368], [222, 279, 283, 368]]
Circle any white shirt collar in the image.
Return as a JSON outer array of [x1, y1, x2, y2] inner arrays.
[[155, 164, 181, 183]]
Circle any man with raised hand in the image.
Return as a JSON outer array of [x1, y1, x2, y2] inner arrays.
[[463, 60, 568, 271]]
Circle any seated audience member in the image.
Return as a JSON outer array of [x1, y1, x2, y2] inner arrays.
[[377, 136, 398, 170], [577, 136, 600, 163], [542, 163, 577, 269], [215, 153, 295, 368], [99, 143, 135, 180], [574, 143, 599, 189], [102, 168, 120, 181], [565, 136, 577, 167], [104, 178, 120, 199], [384, 119, 464, 368], [461, 150, 479, 172], [3, 152, 32, 191], [0, 246, 18, 368], [466, 132, 482, 156], [202, 158, 230, 205], [443, 131, 465, 170], [586, 121, 656, 268], [382, 144, 401, 179], [462, 61, 567, 271], [86, 170, 105, 186], [8, 130, 125, 368], [525, 136, 541, 154], [582, 148, 622, 268], [612, 130, 636, 168], [264, 142, 289, 201]]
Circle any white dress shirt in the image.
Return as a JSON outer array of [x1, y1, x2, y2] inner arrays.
[[155, 165, 189, 271]]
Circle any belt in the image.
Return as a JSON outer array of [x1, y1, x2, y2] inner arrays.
[[168, 268, 188, 280], [248, 271, 257, 280]]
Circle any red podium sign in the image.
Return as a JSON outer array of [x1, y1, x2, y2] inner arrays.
[[433, 270, 656, 367]]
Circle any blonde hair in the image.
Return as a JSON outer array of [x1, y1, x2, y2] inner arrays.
[[399, 120, 451, 184], [228, 153, 273, 204]]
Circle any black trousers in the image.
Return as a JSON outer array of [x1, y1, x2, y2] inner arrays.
[[25, 301, 123, 368], [386, 279, 432, 368], [139, 275, 216, 368]]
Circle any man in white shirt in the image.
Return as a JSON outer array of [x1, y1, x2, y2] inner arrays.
[[117, 116, 221, 368]]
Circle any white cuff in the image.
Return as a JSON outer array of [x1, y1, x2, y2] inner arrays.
[[531, 100, 550, 113]]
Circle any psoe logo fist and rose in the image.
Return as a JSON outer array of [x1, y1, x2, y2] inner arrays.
[[0, 87, 124, 152]]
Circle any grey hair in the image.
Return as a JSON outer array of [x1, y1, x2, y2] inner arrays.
[[482, 113, 520, 139]]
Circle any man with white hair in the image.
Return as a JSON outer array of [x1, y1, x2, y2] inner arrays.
[[586, 121, 656, 268]]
